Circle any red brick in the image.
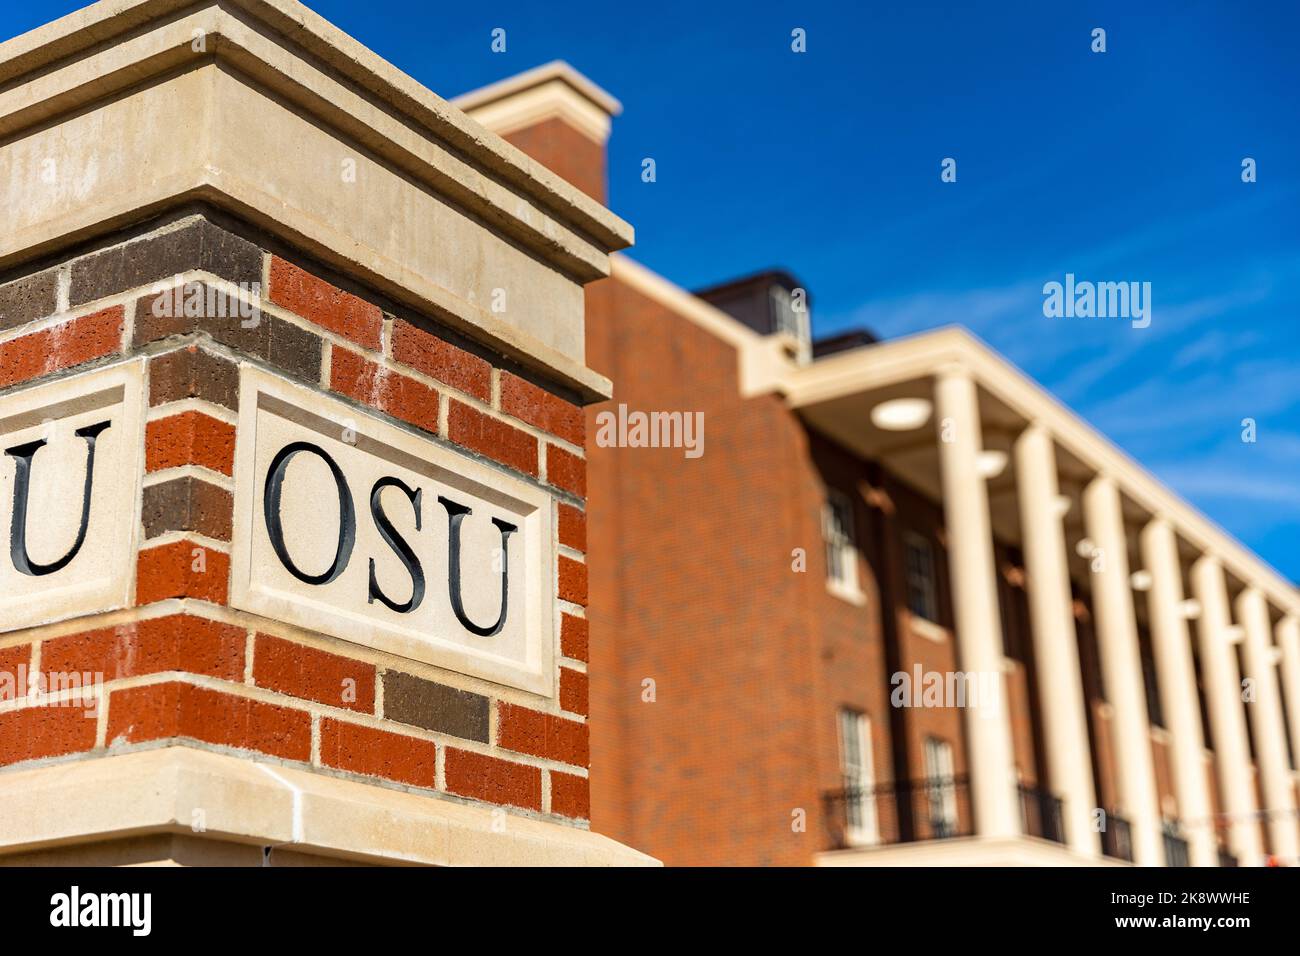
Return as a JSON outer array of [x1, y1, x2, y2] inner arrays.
[[136, 540, 230, 605], [560, 614, 588, 662], [0, 706, 97, 767], [497, 702, 588, 767], [500, 371, 584, 445], [0, 306, 123, 388], [444, 747, 542, 810], [319, 717, 436, 787], [545, 444, 586, 497], [42, 616, 245, 682], [253, 634, 375, 713], [558, 556, 588, 606], [107, 682, 311, 761], [557, 503, 586, 551], [391, 320, 491, 402], [550, 770, 590, 819], [331, 348, 439, 435], [559, 667, 588, 717], [447, 399, 538, 476], [0, 644, 32, 702], [269, 257, 382, 350], [146, 411, 236, 475]]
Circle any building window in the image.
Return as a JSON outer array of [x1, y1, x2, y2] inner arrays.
[[1138, 622, 1163, 728], [923, 736, 959, 838], [903, 531, 939, 623], [823, 490, 859, 594], [838, 708, 878, 845]]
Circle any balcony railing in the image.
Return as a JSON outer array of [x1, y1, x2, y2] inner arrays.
[[1162, 828, 1190, 867], [1217, 847, 1238, 868], [824, 776, 972, 849], [1101, 812, 1134, 862], [1018, 784, 1066, 843]]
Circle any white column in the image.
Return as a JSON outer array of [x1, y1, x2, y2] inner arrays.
[[1236, 588, 1299, 862], [1082, 476, 1163, 865], [1013, 424, 1097, 857], [1278, 616, 1300, 793], [1140, 518, 1216, 866], [934, 367, 1020, 839], [1191, 556, 1263, 864]]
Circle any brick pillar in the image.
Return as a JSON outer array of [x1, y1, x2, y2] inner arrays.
[[0, 0, 651, 867]]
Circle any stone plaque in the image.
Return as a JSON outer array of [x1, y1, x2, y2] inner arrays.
[[0, 361, 145, 632], [229, 365, 555, 695]]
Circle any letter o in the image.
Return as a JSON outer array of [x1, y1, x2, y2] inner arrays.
[[263, 441, 356, 585]]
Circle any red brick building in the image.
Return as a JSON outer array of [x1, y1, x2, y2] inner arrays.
[[459, 62, 1300, 868]]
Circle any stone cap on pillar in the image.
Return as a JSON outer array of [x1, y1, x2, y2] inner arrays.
[[0, 0, 632, 401]]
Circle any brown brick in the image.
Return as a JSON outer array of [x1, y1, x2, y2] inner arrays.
[[148, 346, 239, 410], [330, 348, 439, 434], [557, 503, 586, 551], [319, 718, 437, 788], [42, 616, 245, 682], [0, 644, 32, 702], [497, 702, 588, 767], [559, 668, 588, 717], [146, 411, 236, 475], [269, 257, 382, 350], [134, 282, 322, 383], [253, 634, 375, 713], [558, 556, 588, 606], [444, 747, 542, 810], [141, 476, 232, 541], [550, 770, 590, 819], [545, 444, 586, 497], [0, 268, 58, 333], [0, 306, 123, 389], [391, 319, 491, 402], [136, 540, 230, 605], [447, 399, 538, 477], [0, 706, 97, 767], [380, 671, 489, 742], [560, 614, 588, 662], [69, 218, 263, 308], [107, 681, 311, 761], [500, 371, 584, 445]]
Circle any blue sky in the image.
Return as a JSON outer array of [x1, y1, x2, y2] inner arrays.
[[9, 1, 1299, 580]]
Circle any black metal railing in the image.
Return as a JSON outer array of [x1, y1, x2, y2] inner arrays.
[[1162, 828, 1190, 867], [823, 776, 973, 849], [1101, 812, 1134, 862], [1018, 784, 1066, 843], [1217, 846, 1238, 868]]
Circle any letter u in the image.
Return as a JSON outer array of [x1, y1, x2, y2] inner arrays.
[[5, 420, 111, 576], [438, 496, 516, 637]]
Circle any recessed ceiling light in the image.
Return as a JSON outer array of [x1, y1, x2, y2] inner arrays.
[[871, 397, 932, 431], [976, 449, 1008, 479]]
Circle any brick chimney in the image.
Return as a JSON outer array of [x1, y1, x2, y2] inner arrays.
[[454, 61, 622, 205]]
